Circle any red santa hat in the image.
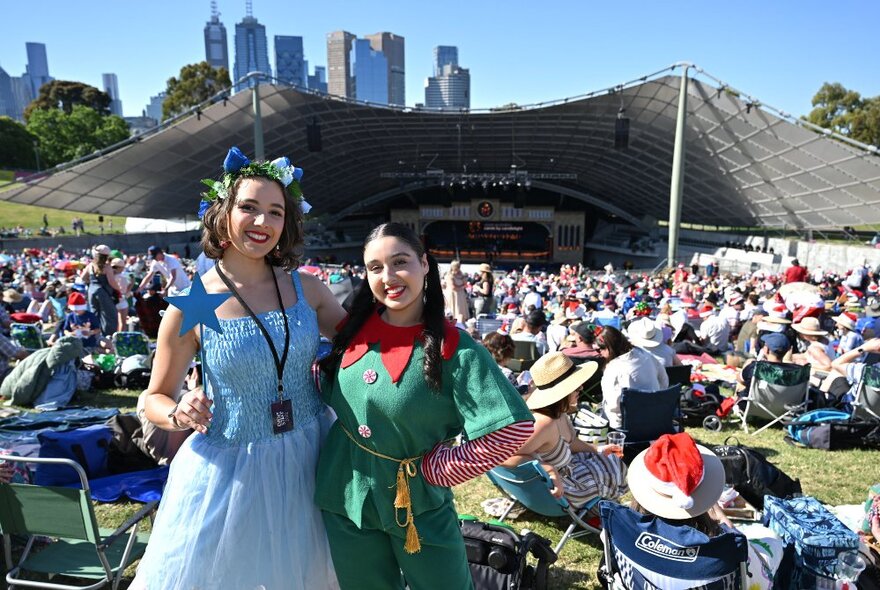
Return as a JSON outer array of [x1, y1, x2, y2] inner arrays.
[[67, 292, 87, 312]]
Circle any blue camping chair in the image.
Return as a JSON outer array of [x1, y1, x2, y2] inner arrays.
[[599, 502, 749, 590], [10, 322, 44, 351], [618, 385, 683, 462], [111, 331, 151, 358], [486, 460, 601, 554]]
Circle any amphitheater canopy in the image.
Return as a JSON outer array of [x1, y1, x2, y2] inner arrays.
[[4, 66, 880, 230]]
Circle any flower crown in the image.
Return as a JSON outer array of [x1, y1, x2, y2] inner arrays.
[[198, 146, 311, 219]]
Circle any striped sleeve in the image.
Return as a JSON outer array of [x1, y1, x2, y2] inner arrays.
[[421, 421, 534, 487]]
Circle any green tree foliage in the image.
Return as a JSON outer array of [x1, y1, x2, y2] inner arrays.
[[25, 105, 129, 168], [23, 80, 111, 122], [162, 61, 231, 121], [807, 82, 880, 147], [0, 117, 38, 169]]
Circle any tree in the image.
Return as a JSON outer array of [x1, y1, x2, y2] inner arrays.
[[806, 82, 880, 147], [23, 80, 111, 121], [0, 117, 38, 169], [162, 61, 231, 121], [25, 105, 129, 168]]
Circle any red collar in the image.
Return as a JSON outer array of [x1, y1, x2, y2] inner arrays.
[[340, 311, 460, 383]]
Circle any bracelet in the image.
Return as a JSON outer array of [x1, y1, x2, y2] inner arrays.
[[167, 404, 185, 430]]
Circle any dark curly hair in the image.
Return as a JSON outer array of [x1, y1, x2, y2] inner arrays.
[[319, 222, 447, 391], [482, 332, 515, 364], [199, 176, 304, 271]]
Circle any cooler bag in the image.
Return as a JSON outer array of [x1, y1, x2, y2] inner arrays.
[[762, 495, 859, 579]]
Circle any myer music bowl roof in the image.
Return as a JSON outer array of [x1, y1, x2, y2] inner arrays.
[[5, 65, 879, 229]]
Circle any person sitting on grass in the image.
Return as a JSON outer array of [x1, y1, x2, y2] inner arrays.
[[61, 292, 111, 354]]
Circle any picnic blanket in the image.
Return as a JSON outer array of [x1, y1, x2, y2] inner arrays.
[[0, 407, 120, 456]]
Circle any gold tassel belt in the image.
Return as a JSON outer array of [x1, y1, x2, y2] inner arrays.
[[339, 423, 423, 554]]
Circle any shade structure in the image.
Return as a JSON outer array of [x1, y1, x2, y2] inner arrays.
[[5, 67, 879, 230]]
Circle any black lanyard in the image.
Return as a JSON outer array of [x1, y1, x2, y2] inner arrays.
[[216, 262, 290, 400]]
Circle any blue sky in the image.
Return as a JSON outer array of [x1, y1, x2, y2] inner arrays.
[[1, 0, 878, 119]]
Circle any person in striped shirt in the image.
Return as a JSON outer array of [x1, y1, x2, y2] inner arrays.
[[316, 223, 533, 590]]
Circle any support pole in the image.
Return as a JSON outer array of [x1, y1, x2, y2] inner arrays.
[[666, 67, 689, 268], [252, 75, 264, 161]]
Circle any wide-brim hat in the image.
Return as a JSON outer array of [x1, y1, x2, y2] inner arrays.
[[551, 310, 568, 325], [526, 354, 598, 410], [2, 289, 22, 303], [628, 442, 725, 520], [478, 263, 492, 274], [833, 313, 857, 331], [627, 317, 663, 348], [92, 244, 111, 257], [792, 317, 828, 336]]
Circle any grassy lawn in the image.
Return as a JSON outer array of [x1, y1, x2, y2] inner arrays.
[[3, 389, 877, 589], [0, 199, 126, 236]]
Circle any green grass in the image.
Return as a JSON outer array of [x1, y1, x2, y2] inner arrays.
[[0, 200, 126, 235], [3, 390, 877, 589]]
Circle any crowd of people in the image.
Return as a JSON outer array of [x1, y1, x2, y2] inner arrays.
[[1, 147, 879, 588]]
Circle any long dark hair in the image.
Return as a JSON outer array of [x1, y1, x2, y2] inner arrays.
[[319, 222, 447, 390], [598, 326, 633, 360]]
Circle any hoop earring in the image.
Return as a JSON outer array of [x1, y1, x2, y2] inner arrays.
[[423, 276, 428, 304]]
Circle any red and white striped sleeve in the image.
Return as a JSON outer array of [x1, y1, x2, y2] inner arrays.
[[421, 421, 534, 488]]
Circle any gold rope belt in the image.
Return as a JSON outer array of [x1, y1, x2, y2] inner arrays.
[[339, 423, 423, 554]]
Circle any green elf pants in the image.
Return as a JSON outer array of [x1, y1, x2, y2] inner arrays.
[[322, 501, 474, 590]]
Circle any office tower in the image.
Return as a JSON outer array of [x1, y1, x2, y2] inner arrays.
[[308, 65, 327, 93], [10, 76, 34, 120], [145, 92, 166, 123], [425, 63, 470, 110], [25, 42, 52, 96], [433, 45, 458, 77], [233, 4, 271, 91], [326, 30, 354, 98], [102, 73, 123, 116], [204, 1, 230, 73], [275, 35, 306, 87], [350, 39, 388, 104], [365, 32, 405, 106], [0, 67, 15, 119]]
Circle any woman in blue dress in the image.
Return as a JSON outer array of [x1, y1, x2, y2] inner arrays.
[[133, 148, 345, 589]]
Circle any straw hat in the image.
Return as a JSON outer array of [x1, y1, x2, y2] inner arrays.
[[92, 244, 111, 257], [551, 309, 568, 325], [627, 317, 663, 348], [627, 433, 725, 520], [525, 353, 598, 410], [478, 263, 492, 274], [792, 317, 828, 336], [2, 288, 22, 304], [833, 312, 858, 332]]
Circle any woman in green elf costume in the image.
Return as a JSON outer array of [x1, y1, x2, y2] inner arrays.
[[317, 222, 534, 589]]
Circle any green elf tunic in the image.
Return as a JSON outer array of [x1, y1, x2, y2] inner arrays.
[[316, 312, 532, 589]]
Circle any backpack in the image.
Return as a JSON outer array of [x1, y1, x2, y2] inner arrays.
[[460, 516, 557, 590], [785, 409, 880, 450], [710, 437, 802, 510]]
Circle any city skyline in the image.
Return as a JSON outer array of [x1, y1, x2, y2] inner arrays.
[[1, 0, 878, 121]]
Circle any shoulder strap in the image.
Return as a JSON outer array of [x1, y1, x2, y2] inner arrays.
[[291, 269, 305, 300]]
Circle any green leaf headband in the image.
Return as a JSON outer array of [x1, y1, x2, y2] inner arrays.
[[198, 146, 310, 219]]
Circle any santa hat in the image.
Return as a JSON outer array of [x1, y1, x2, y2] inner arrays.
[[628, 433, 724, 520], [67, 292, 87, 312], [728, 294, 743, 306], [699, 305, 716, 318]]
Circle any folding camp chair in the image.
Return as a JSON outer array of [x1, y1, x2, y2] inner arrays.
[[664, 364, 692, 388], [486, 460, 601, 554], [10, 322, 44, 351], [852, 363, 880, 421], [737, 361, 811, 435], [476, 317, 503, 338], [506, 340, 538, 372], [618, 385, 683, 462], [111, 331, 150, 358], [598, 502, 749, 590], [0, 454, 156, 590]]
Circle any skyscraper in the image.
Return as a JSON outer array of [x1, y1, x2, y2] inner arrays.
[[275, 36, 306, 87], [308, 66, 327, 94], [233, 5, 271, 92], [425, 63, 470, 110], [0, 67, 16, 119], [433, 46, 458, 77], [24, 42, 52, 97], [350, 39, 388, 104], [326, 30, 355, 98], [364, 32, 405, 106], [145, 92, 166, 123], [204, 1, 229, 73], [9, 76, 34, 120], [102, 73, 123, 116]]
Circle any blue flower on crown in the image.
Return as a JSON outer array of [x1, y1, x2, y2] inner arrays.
[[223, 146, 251, 173]]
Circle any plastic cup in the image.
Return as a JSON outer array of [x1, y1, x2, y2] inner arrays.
[[606, 432, 626, 457], [834, 551, 865, 587]]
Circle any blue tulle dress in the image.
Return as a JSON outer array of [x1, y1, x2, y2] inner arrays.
[[133, 272, 339, 589]]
